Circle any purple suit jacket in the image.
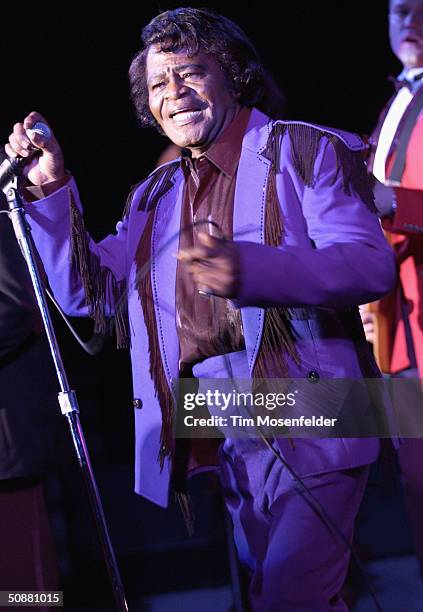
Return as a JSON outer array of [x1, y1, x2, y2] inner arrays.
[[25, 109, 397, 507]]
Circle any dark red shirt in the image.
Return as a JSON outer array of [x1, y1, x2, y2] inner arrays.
[[176, 107, 251, 374]]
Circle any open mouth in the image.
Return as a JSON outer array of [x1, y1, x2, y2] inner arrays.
[[402, 32, 422, 44], [169, 108, 203, 123]]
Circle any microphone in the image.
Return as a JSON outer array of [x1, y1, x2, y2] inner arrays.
[[0, 122, 51, 190]]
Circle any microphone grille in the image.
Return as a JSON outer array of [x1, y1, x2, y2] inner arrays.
[[29, 122, 52, 140]]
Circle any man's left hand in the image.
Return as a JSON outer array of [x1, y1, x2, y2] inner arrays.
[[177, 232, 240, 298]]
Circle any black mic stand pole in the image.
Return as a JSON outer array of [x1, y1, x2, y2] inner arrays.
[[4, 176, 130, 612]]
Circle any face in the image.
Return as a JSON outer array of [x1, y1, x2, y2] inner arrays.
[[389, 0, 423, 68], [146, 45, 239, 157]]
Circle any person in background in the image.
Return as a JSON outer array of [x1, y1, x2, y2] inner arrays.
[[364, 0, 423, 573], [0, 187, 59, 598], [6, 8, 396, 610]]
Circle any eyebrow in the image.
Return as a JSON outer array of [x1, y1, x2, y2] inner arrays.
[[148, 63, 206, 84]]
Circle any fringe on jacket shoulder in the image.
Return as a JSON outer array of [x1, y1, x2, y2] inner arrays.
[[265, 121, 376, 212]]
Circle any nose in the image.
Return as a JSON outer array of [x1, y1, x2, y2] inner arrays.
[[164, 74, 188, 100]]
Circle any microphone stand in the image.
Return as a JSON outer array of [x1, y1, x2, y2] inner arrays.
[[4, 177, 130, 612]]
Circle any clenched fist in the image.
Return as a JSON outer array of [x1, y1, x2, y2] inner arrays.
[[177, 232, 241, 298], [5, 111, 65, 186]]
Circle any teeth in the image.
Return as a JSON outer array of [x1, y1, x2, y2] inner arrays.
[[172, 110, 200, 123]]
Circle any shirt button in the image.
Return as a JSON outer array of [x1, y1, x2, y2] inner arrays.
[[133, 398, 143, 409], [307, 371, 320, 383]]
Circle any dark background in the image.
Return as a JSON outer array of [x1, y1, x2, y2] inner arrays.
[[0, 0, 398, 239], [1, 2, 416, 609]]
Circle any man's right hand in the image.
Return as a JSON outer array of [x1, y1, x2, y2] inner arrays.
[[5, 111, 65, 186]]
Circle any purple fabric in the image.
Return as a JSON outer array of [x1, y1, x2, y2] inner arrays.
[[192, 349, 382, 476], [24, 109, 397, 507], [220, 439, 370, 611]]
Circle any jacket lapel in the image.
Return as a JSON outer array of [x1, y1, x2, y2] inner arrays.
[[151, 171, 184, 385], [234, 109, 272, 373]]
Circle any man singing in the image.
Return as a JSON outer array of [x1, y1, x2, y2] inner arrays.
[[6, 8, 396, 610]]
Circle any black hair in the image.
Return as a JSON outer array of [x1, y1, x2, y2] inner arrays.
[[129, 7, 285, 130]]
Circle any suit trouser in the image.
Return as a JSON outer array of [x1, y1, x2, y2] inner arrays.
[[219, 438, 370, 612]]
